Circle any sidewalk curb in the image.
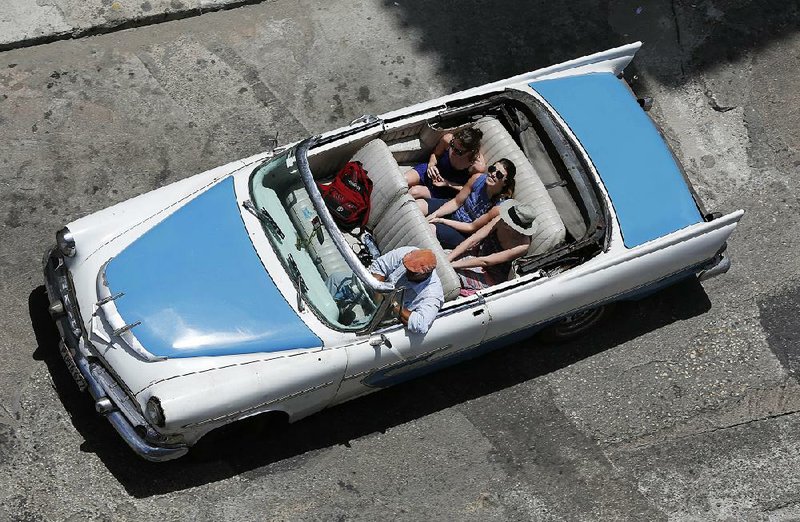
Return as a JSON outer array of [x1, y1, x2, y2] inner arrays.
[[0, 0, 271, 53]]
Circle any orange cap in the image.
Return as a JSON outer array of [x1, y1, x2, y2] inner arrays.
[[402, 249, 437, 274]]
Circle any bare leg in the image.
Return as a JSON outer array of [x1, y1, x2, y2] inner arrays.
[[409, 185, 431, 200], [416, 198, 429, 215], [404, 169, 421, 188]]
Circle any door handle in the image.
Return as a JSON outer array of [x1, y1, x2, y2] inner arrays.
[[368, 333, 392, 349], [473, 309, 484, 316]]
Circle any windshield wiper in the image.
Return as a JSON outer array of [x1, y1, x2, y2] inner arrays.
[[243, 199, 285, 240], [287, 254, 308, 311]]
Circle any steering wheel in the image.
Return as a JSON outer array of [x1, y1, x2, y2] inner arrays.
[[333, 274, 376, 326]]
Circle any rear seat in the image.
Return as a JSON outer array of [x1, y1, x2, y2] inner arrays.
[[392, 117, 566, 258], [309, 115, 564, 297], [450, 116, 566, 255], [472, 116, 566, 256], [351, 140, 461, 301]]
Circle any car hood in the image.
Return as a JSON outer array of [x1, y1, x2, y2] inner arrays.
[[530, 72, 703, 248], [100, 177, 321, 358]]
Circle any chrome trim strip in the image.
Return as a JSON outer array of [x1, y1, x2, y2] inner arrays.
[[96, 292, 124, 306], [95, 261, 166, 362], [342, 343, 457, 381], [182, 379, 336, 428], [112, 320, 141, 337], [137, 348, 323, 393]]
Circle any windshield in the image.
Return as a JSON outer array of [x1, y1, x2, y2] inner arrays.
[[249, 149, 380, 331]]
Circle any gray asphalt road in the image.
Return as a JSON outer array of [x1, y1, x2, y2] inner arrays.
[[1, 0, 799, 520]]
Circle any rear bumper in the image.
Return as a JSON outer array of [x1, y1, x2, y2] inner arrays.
[[697, 247, 731, 282], [42, 248, 189, 462]]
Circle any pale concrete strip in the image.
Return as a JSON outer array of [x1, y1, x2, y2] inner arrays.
[[0, 0, 271, 52]]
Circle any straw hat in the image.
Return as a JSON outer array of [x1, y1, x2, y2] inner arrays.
[[498, 199, 538, 236]]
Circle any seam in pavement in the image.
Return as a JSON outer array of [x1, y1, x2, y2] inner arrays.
[[619, 407, 800, 452], [0, 0, 273, 53]]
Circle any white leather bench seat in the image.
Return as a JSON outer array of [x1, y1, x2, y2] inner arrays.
[[389, 116, 567, 257], [473, 116, 566, 256], [350, 139, 461, 301], [350, 140, 408, 230]]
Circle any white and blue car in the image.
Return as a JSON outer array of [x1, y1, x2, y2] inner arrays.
[[43, 42, 743, 461]]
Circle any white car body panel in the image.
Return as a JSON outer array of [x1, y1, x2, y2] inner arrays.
[[145, 346, 347, 440], [333, 293, 490, 404]]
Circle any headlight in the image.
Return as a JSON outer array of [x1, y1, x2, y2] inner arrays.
[[145, 397, 165, 427], [56, 227, 76, 257]]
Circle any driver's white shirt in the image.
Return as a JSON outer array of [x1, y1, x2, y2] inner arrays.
[[369, 246, 444, 334]]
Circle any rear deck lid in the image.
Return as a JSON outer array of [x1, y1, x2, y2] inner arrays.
[[530, 72, 703, 248]]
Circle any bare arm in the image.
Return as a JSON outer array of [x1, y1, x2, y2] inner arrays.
[[426, 174, 481, 220], [433, 133, 452, 157], [392, 301, 413, 326], [431, 178, 465, 191], [447, 216, 501, 261], [426, 134, 454, 183], [451, 243, 529, 269], [432, 205, 501, 233]]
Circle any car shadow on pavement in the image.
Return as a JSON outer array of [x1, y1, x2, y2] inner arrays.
[[29, 287, 134, 460], [30, 277, 710, 497], [381, 0, 800, 91]]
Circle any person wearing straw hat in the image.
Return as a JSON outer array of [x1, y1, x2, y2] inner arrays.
[[447, 199, 538, 292]]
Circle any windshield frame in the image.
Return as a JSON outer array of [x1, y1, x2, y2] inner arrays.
[[294, 137, 395, 295], [247, 143, 396, 335]]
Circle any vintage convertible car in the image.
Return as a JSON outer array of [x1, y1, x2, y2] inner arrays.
[[42, 42, 743, 461]]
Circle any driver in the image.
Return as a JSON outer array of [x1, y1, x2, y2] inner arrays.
[[368, 247, 444, 334]]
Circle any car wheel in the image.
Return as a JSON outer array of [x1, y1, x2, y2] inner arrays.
[[538, 304, 613, 343], [190, 411, 289, 461]]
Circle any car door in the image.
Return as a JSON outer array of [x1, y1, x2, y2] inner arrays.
[[332, 293, 489, 404]]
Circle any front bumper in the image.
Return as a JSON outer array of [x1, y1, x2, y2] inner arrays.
[[42, 248, 189, 462]]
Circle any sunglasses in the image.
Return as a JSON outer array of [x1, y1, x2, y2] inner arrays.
[[449, 141, 468, 156], [487, 165, 506, 180]]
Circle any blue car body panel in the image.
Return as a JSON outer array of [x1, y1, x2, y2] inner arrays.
[[530, 72, 703, 248], [104, 177, 321, 358]]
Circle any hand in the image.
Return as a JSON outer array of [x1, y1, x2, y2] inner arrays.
[[426, 164, 441, 182], [428, 217, 444, 224], [431, 178, 449, 188]]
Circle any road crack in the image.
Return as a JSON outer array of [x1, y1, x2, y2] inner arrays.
[[704, 88, 737, 112], [670, 0, 686, 78]]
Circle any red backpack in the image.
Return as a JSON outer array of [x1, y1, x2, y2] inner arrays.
[[318, 161, 373, 230]]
